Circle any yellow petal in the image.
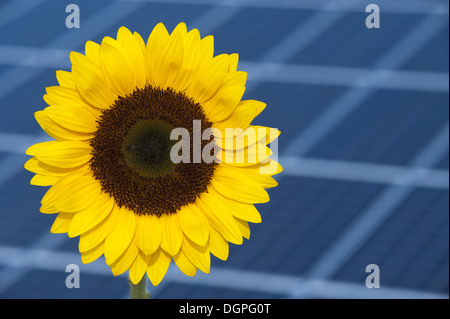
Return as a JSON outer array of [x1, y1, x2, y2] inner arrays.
[[146, 23, 170, 87], [25, 157, 89, 177], [208, 227, 229, 261], [211, 165, 270, 204], [217, 126, 280, 151], [225, 200, 262, 224], [213, 99, 267, 134], [68, 191, 115, 237], [81, 242, 104, 264], [44, 105, 98, 133], [230, 165, 278, 189], [134, 32, 146, 52], [185, 54, 229, 103], [147, 23, 170, 54], [234, 218, 250, 240], [196, 187, 243, 245], [50, 213, 73, 234], [54, 174, 102, 212], [160, 214, 182, 256], [44, 85, 100, 118], [41, 170, 90, 208], [70, 50, 85, 66], [72, 62, 117, 109], [222, 71, 247, 88], [250, 126, 280, 146], [40, 204, 58, 214], [199, 35, 214, 63], [174, 249, 197, 277], [171, 28, 201, 92], [30, 174, 60, 186], [129, 251, 150, 285], [153, 33, 184, 89], [34, 140, 91, 168], [228, 53, 239, 72], [110, 237, 139, 276], [220, 144, 273, 168], [35, 111, 93, 141], [178, 204, 209, 246], [227, 158, 283, 177], [78, 205, 120, 252], [171, 22, 187, 36], [136, 214, 162, 255], [55, 70, 76, 89], [202, 85, 245, 123], [85, 40, 101, 65], [181, 235, 210, 274], [25, 141, 57, 156], [99, 41, 135, 97], [104, 206, 136, 265], [44, 86, 84, 107], [116, 27, 147, 89], [146, 248, 171, 286]]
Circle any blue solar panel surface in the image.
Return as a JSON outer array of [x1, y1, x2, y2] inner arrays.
[[0, 0, 448, 299]]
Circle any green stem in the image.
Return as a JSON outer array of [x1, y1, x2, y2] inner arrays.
[[128, 275, 151, 299]]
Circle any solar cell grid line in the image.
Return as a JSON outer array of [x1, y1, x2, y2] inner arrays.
[[280, 157, 449, 190], [2, 45, 449, 93], [0, 245, 447, 299], [119, 0, 450, 16], [0, 232, 70, 295], [0, 0, 48, 29], [0, 154, 28, 187], [0, 0, 248, 298], [244, 0, 449, 16], [0, 1, 147, 101], [0, 132, 50, 155], [146, 263, 449, 299], [186, 0, 244, 35], [242, 0, 348, 95], [241, 62, 450, 93], [0, 45, 71, 69], [258, 2, 347, 63], [0, 132, 50, 187], [288, 278, 448, 299], [294, 123, 449, 298], [282, 9, 448, 158]]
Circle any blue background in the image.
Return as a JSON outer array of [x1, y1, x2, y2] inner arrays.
[[0, 0, 448, 299]]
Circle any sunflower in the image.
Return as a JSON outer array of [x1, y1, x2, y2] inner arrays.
[[25, 23, 282, 286]]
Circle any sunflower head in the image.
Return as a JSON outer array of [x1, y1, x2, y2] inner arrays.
[[25, 23, 282, 286]]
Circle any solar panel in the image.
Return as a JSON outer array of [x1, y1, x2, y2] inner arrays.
[[0, 0, 448, 299]]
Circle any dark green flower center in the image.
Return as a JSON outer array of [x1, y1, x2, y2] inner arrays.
[[122, 119, 176, 178]]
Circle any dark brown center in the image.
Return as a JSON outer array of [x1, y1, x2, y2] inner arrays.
[[89, 85, 216, 216]]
